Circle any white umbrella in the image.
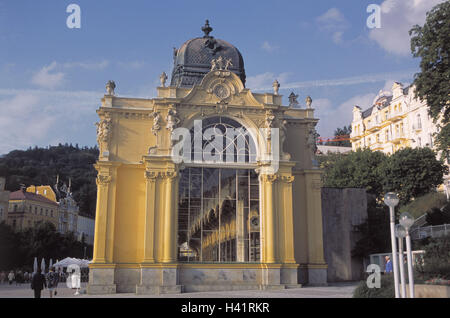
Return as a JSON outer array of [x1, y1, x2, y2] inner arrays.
[[33, 257, 38, 274], [49, 258, 53, 268], [41, 258, 46, 273]]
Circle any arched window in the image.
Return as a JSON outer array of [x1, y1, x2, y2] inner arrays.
[[189, 116, 257, 165], [178, 116, 260, 263]]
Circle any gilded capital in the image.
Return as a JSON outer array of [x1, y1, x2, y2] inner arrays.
[[145, 170, 159, 181], [163, 171, 178, 180], [260, 174, 277, 184], [280, 175, 295, 183], [96, 174, 111, 186]]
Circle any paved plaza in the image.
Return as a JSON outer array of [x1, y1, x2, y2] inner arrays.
[[0, 282, 358, 298]]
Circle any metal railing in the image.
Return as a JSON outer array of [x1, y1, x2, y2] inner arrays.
[[410, 224, 450, 240]]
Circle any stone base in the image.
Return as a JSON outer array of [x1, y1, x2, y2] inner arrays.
[[88, 266, 117, 295], [87, 284, 116, 294], [88, 264, 306, 294], [136, 284, 183, 295], [298, 265, 328, 286], [407, 284, 450, 298], [307, 268, 328, 286], [285, 284, 303, 289]]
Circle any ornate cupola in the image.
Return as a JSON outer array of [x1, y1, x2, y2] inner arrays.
[[170, 20, 246, 88]]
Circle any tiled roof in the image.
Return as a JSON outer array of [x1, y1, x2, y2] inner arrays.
[[362, 96, 393, 119], [9, 190, 58, 206]]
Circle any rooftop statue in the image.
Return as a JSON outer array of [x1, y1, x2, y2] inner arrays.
[[160, 72, 168, 87], [306, 96, 313, 109], [106, 80, 116, 96], [273, 80, 280, 95], [288, 92, 299, 107]]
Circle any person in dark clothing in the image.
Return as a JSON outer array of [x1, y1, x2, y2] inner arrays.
[[31, 269, 46, 298], [46, 267, 59, 298]]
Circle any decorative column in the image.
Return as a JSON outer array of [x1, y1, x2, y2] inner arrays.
[[142, 170, 158, 263], [279, 175, 296, 264], [260, 174, 278, 264], [88, 162, 119, 295], [303, 169, 327, 285], [161, 171, 178, 263], [92, 162, 119, 264]]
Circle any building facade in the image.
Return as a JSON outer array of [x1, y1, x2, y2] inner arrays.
[[0, 177, 10, 222], [88, 22, 327, 294], [27, 181, 79, 234], [77, 214, 95, 245], [350, 82, 449, 193], [8, 187, 59, 231]]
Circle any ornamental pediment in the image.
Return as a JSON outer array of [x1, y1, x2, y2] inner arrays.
[[180, 70, 264, 108]]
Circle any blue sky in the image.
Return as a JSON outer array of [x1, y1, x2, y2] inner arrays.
[[0, 0, 445, 154]]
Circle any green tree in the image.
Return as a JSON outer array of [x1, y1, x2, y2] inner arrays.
[[425, 202, 450, 226], [380, 148, 447, 205], [410, 1, 450, 152], [326, 125, 352, 147], [320, 149, 387, 198], [0, 144, 98, 217]]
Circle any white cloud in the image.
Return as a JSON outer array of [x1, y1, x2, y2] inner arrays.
[[315, 93, 376, 138], [261, 41, 279, 53], [246, 72, 291, 91], [317, 8, 349, 44], [0, 88, 101, 154], [62, 60, 110, 70], [117, 61, 147, 70], [31, 62, 65, 89], [248, 70, 415, 91], [369, 0, 445, 56]]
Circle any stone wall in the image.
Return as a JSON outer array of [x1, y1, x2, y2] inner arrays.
[[321, 188, 368, 282]]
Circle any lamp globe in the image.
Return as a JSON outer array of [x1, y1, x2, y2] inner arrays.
[[399, 212, 415, 231], [384, 192, 399, 208]]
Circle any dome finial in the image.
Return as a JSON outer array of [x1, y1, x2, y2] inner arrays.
[[202, 20, 213, 38]]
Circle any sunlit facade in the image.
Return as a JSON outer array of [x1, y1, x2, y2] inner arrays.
[[88, 22, 327, 295]]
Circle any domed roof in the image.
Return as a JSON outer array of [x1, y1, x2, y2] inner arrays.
[[170, 21, 246, 88]]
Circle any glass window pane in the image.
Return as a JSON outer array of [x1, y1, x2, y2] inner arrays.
[[178, 165, 260, 263]]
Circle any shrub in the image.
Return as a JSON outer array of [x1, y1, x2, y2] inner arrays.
[[415, 234, 450, 281], [353, 274, 395, 298]]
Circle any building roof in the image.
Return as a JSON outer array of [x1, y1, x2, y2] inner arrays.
[[9, 189, 58, 206], [359, 84, 412, 120], [170, 20, 246, 88], [317, 145, 352, 155]]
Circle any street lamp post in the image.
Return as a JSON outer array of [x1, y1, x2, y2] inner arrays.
[[384, 192, 400, 298], [400, 212, 415, 298], [395, 224, 407, 298]]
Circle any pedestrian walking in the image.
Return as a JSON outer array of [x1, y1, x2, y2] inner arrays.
[[31, 268, 46, 298], [7, 271, 14, 285], [0, 271, 5, 284], [385, 255, 393, 273], [46, 267, 59, 298], [24, 272, 29, 284]]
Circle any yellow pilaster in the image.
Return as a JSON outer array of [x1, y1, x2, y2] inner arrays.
[[92, 162, 119, 264], [260, 173, 278, 264], [142, 170, 158, 263], [302, 169, 326, 265], [162, 171, 178, 263], [279, 175, 296, 264]]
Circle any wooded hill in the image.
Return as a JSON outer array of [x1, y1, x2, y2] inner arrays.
[[0, 144, 98, 218]]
